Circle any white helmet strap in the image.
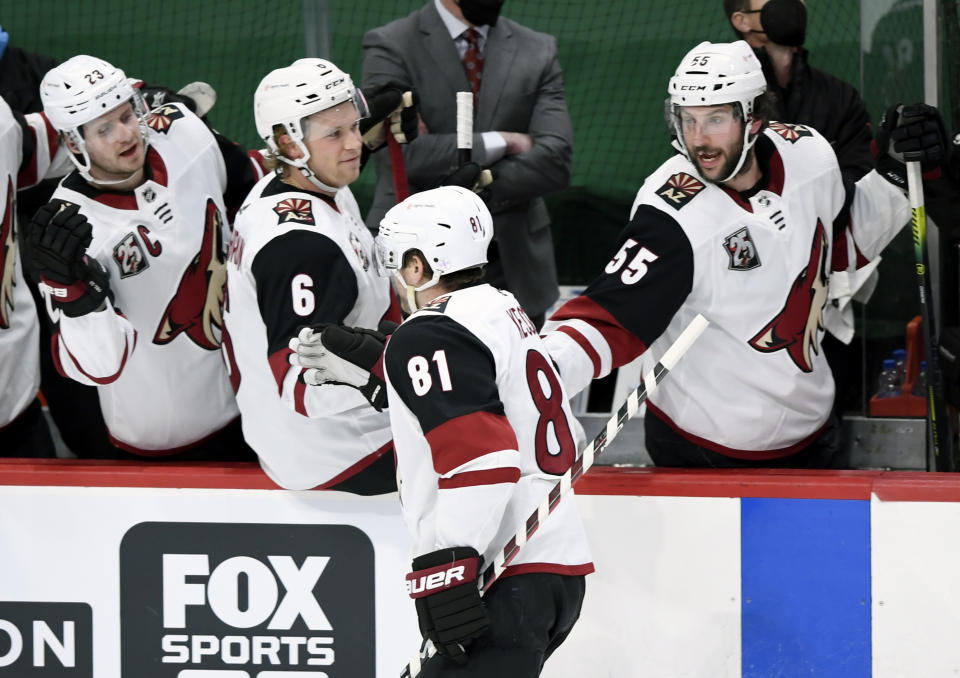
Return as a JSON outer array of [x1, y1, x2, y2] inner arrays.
[[391, 257, 444, 312], [274, 125, 341, 194]]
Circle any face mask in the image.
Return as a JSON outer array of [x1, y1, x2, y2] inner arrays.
[[760, 0, 807, 47], [457, 0, 505, 27]]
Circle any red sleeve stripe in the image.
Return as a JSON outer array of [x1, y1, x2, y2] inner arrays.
[[50, 333, 68, 378], [247, 150, 267, 179], [557, 325, 601, 378], [831, 226, 871, 273], [381, 290, 403, 326], [40, 112, 58, 162], [425, 410, 519, 475], [294, 379, 307, 416], [268, 348, 294, 395], [59, 331, 132, 385], [550, 294, 646, 369], [438, 467, 520, 489]]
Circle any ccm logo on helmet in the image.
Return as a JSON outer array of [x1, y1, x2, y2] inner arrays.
[[679, 85, 707, 91], [325, 78, 345, 90]]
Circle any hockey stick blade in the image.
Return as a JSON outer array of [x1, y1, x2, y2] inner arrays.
[[400, 313, 709, 677]]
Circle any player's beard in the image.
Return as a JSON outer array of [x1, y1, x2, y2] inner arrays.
[[692, 136, 750, 185]]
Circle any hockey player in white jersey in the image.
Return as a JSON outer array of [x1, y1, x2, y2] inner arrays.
[[543, 40, 943, 467], [223, 58, 415, 493], [23, 54, 266, 458], [0, 95, 70, 456], [302, 186, 592, 674]]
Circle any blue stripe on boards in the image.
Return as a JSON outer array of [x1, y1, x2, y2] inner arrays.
[[741, 498, 871, 678]]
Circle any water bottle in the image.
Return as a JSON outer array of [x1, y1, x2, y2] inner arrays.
[[876, 358, 900, 398], [912, 360, 927, 397], [892, 348, 907, 389]]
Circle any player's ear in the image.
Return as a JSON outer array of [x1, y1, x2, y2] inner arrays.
[[276, 133, 303, 160], [63, 133, 81, 155], [406, 252, 431, 284]]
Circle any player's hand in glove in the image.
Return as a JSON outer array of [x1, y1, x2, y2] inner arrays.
[[360, 85, 419, 151], [406, 546, 489, 665], [288, 322, 394, 411], [440, 161, 493, 195], [27, 201, 111, 317], [875, 103, 949, 189]]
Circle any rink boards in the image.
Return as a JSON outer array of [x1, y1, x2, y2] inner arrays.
[[1, 461, 959, 677]]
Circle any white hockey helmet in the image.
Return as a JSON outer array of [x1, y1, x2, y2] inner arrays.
[[40, 54, 150, 182], [668, 40, 767, 181], [254, 58, 368, 192], [375, 186, 493, 309]]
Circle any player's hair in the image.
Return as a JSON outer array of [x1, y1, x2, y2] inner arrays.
[[402, 249, 485, 288], [723, 0, 752, 40], [262, 123, 288, 172]]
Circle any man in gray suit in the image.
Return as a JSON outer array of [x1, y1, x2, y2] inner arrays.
[[362, 0, 573, 327]]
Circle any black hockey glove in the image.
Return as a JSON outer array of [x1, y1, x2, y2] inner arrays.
[[288, 323, 392, 411], [360, 85, 419, 151], [439, 161, 494, 196], [407, 546, 489, 665], [875, 103, 949, 189], [27, 201, 111, 317]]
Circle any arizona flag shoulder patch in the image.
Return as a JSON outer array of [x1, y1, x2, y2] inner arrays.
[[657, 172, 705, 210], [273, 198, 315, 226], [768, 121, 814, 144]]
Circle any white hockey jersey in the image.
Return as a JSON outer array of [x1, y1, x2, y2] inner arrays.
[[223, 174, 399, 489], [0, 98, 68, 429], [545, 124, 910, 459], [42, 102, 264, 453], [384, 283, 593, 576]]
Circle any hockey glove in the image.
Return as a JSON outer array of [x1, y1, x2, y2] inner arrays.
[[407, 546, 489, 665], [875, 103, 949, 189], [28, 201, 111, 317], [288, 323, 390, 411], [440, 161, 494, 195], [360, 86, 419, 150]]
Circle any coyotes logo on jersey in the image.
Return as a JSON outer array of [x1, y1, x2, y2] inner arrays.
[[0, 178, 14, 329], [146, 104, 186, 134], [658, 172, 705, 210], [749, 219, 829, 372], [273, 198, 315, 226], [153, 198, 226, 350], [768, 122, 814, 144]]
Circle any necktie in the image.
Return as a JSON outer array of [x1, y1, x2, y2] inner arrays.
[[462, 28, 484, 108]]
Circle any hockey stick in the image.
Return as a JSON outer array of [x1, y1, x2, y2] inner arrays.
[[456, 91, 473, 167], [400, 313, 710, 678], [907, 161, 954, 471], [388, 91, 414, 203]]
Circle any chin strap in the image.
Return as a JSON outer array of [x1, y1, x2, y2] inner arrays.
[[393, 269, 447, 313]]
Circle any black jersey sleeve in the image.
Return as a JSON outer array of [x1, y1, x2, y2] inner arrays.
[[552, 204, 693, 367], [251, 229, 359, 357], [214, 131, 262, 217], [385, 314, 520, 476]]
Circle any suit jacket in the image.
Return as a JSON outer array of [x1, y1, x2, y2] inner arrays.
[[362, 2, 573, 317]]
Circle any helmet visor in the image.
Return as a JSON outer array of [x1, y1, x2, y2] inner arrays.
[[674, 105, 739, 139], [300, 90, 369, 143]]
